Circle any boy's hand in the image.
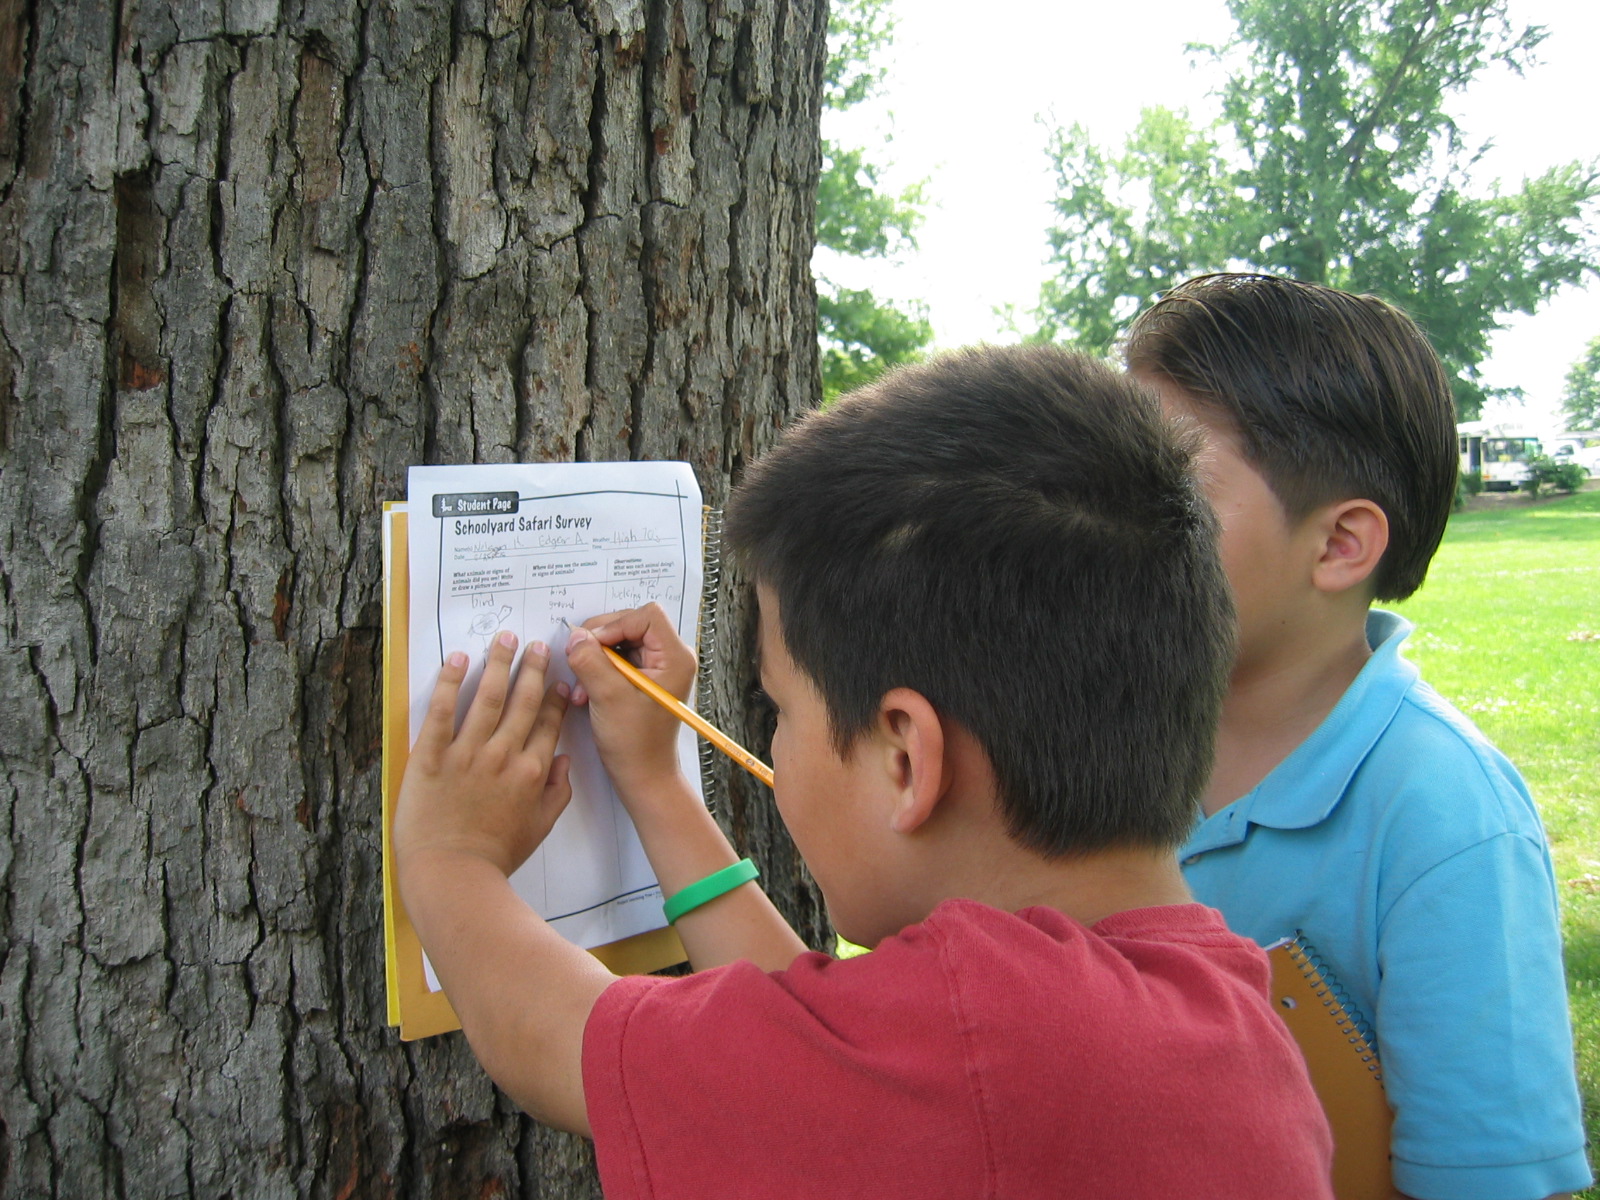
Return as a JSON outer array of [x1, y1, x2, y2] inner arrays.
[[394, 631, 573, 879], [565, 603, 695, 798], [390, 631, 612, 1136]]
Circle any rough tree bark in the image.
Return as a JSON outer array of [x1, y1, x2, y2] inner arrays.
[[0, 0, 828, 1195]]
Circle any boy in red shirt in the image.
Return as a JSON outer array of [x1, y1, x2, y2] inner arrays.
[[394, 346, 1334, 1198]]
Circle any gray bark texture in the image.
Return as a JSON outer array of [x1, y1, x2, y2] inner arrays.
[[0, 0, 829, 1194]]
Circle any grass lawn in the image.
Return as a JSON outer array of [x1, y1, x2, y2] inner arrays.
[[1391, 487, 1600, 1194]]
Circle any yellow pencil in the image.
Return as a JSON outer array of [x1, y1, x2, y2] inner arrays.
[[563, 620, 775, 788]]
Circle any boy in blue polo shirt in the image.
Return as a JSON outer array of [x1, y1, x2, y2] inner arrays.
[[1126, 273, 1590, 1200]]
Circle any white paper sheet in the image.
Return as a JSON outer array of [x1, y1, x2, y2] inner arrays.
[[406, 461, 705, 979]]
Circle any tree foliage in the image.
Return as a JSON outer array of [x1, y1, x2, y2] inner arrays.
[[1562, 334, 1600, 430], [1034, 109, 1246, 349], [818, 285, 934, 398], [816, 0, 931, 401], [1035, 0, 1600, 419], [1522, 455, 1588, 496]]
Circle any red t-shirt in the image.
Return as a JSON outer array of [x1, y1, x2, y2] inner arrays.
[[583, 899, 1333, 1199]]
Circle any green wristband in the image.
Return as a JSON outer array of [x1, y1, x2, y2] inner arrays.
[[662, 858, 760, 924]]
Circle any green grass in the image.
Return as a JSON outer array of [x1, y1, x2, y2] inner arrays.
[[1391, 488, 1600, 1194]]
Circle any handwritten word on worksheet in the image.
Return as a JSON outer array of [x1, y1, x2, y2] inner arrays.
[[407, 462, 706, 967]]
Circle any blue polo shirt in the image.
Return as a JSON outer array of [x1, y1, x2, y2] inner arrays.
[[1181, 611, 1590, 1200]]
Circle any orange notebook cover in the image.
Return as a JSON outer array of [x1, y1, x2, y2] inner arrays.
[[1268, 934, 1393, 1200]]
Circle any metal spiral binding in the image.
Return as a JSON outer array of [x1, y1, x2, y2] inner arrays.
[[695, 506, 725, 817], [1287, 934, 1384, 1080]]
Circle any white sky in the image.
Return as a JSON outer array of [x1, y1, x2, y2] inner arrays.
[[821, 0, 1599, 429]]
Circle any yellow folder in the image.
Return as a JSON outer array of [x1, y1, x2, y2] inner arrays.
[[381, 503, 686, 1040]]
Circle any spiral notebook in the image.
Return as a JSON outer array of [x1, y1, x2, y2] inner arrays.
[[1267, 934, 1393, 1200], [380, 461, 726, 1040]]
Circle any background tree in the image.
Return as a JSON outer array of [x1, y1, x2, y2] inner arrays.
[[1562, 334, 1600, 429], [1034, 0, 1600, 420], [0, 1, 828, 1196], [816, 0, 932, 400]]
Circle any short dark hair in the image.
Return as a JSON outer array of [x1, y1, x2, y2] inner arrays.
[[726, 346, 1233, 856], [1123, 273, 1457, 601]]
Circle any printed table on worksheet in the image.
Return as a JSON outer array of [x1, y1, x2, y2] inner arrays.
[[407, 462, 706, 970]]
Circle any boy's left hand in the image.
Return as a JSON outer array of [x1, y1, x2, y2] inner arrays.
[[394, 631, 573, 879]]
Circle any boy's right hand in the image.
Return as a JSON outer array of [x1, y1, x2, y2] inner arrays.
[[565, 603, 696, 798]]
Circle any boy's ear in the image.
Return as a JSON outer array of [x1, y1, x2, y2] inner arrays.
[[1309, 499, 1389, 595], [873, 687, 949, 835]]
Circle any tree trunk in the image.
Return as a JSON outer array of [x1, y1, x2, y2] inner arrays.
[[0, 1, 827, 1195]]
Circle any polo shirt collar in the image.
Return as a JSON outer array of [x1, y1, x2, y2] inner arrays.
[[1183, 610, 1419, 855]]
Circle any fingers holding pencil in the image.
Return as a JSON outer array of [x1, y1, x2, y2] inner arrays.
[[565, 607, 694, 794], [565, 606, 775, 792], [568, 604, 695, 706]]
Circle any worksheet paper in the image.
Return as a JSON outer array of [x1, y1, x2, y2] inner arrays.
[[407, 461, 705, 983]]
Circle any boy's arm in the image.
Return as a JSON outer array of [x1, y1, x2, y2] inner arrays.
[[565, 605, 809, 973], [1373, 825, 1588, 1199], [393, 635, 612, 1135]]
